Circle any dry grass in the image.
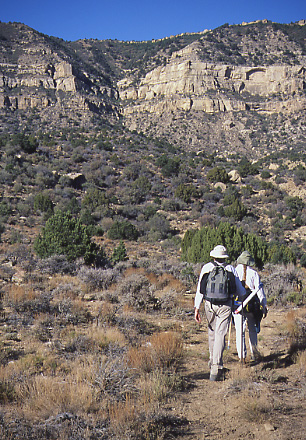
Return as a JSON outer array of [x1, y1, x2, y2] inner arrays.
[[85, 324, 127, 348], [297, 350, 306, 374], [240, 390, 275, 423], [127, 331, 184, 373], [286, 310, 299, 338], [15, 374, 96, 420], [108, 395, 137, 436], [95, 301, 117, 325], [150, 331, 184, 368], [226, 366, 275, 422], [140, 369, 185, 404], [5, 284, 38, 303], [286, 310, 306, 355], [47, 274, 86, 294]]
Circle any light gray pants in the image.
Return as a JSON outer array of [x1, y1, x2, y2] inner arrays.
[[204, 301, 232, 375], [233, 312, 258, 359]]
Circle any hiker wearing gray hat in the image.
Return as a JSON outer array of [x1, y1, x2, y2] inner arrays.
[[233, 251, 267, 363], [194, 245, 245, 381]]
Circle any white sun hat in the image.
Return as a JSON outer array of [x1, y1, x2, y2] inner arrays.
[[210, 245, 229, 259]]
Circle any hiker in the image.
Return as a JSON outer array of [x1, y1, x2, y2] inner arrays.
[[233, 251, 267, 363], [194, 245, 245, 381]]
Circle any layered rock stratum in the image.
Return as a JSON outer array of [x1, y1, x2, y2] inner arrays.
[[0, 19, 306, 157]]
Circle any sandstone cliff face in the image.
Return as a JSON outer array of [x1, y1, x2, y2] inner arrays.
[[0, 20, 306, 154], [119, 46, 306, 116], [0, 23, 118, 121]]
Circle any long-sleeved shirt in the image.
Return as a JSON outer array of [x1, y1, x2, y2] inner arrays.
[[194, 261, 246, 310], [235, 264, 267, 308]]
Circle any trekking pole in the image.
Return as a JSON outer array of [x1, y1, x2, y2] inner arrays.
[[227, 316, 232, 350], [241, 301, 244, 365]]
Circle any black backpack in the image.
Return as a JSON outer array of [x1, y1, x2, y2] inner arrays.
[[201, 262, 231, 303]]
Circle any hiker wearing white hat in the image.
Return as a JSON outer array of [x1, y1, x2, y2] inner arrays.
[[194, 245, 245, 381], [234, 251, 267, 363]]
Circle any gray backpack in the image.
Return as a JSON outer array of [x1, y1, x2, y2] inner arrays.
[[205, 263, 230, 303]]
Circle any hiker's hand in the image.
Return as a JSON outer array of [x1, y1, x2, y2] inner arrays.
[[263, 307, 268, 318], [194, 308, 201, 323]]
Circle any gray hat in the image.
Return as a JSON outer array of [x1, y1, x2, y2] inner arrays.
[[237, 251, 255, 266], [210, 245, 229, 259]]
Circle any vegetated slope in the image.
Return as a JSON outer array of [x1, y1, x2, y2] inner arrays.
[[0, 20, 306, 262], [0, 19, 306, 440], [0, 19, 306, 158], [0, 22, 119, 131], [117, 21, 306, 158]]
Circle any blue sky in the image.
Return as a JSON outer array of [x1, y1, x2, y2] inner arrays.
[[1, 0, 305, 42]]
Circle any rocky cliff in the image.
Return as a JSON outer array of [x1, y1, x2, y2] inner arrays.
[[0, 20, 306, 157], [0, 23, 119, 127], [119, 48, 306, 115]]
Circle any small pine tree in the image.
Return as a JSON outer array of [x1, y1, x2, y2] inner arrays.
[[34, 210, 107, 266], [111, 241, 128, 264]]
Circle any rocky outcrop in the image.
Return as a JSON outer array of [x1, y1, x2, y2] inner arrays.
[[119, 48, 306, 116], [0, 58, 119, 114], [0, 22, 119, 121], [1, 20, 306, 142]]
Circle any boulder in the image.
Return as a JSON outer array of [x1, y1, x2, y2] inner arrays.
[[228, 170, 241, 183]]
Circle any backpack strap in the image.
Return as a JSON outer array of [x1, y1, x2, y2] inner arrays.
[[242, 264, 250, 290]]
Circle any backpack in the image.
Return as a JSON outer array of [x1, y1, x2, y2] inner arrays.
[[240, 265, 264, 326], [203, 262, 231, 303]]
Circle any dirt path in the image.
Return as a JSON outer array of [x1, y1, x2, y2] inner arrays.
[[167, 307, 306, 440]]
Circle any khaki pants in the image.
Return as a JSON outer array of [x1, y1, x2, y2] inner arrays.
[[204, 300, 232, 375]]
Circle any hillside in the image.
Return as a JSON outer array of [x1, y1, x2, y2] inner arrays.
[[0, 20, 306, 157], [0, 18, 305, 440]]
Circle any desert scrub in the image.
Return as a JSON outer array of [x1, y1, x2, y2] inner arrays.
[[0, 378, 15, 404], [116, 273, 158, 311], [37, 254, 76, 275], [48, 274, 86, 298], [3, 284, 52, 315], [262, 263, 303, 305], [77, 266, 122, 291], [297, 351, 306, 374], [240, 390, 275, 423], [61, 324, 127, 354], [286, 310, 306, 356], [14, 374, 97, 420], [140, 369, 186, 403], [127, 331, 184, 373]]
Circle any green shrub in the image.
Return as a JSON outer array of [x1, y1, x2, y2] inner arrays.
[[223, 199, 247, 220], [238, 157, 259, 177], [148, 213, 172, 240], [12, 133, 39, 154], [174, 184, 200, 203], [0, 200, 12, 219], [300, 253, 306, 268], [82, 188, 109, 212], [285, 196, 304, 219], [111, 241, 128, 264], [261, 170, 272, 179], [34, 210, 107, 266], [156, 154, 180, 177], [207, 167, 229, 183], [34, 193, 54, 214], [108, 220, 139, 241]]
